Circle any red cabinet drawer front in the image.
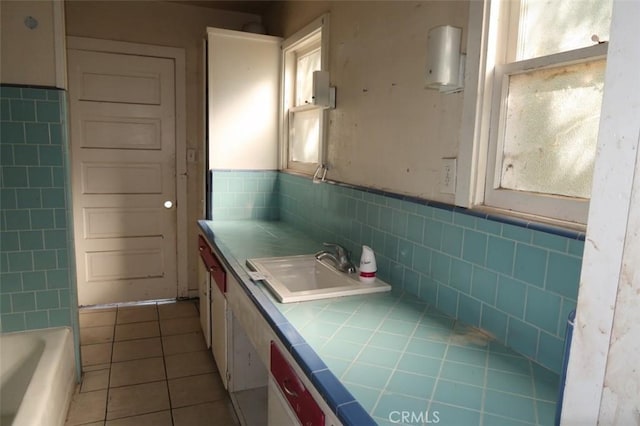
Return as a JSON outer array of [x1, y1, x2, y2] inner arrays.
[[197, 234, 208, 251], [211, 267, 226, 293], [271, 342, 325, 426], [198, 235, 214, 267], [198, 235, 226, 293]]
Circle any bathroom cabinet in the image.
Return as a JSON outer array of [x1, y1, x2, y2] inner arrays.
[[0, 0, 67, 89], [197, 235, 229, 388], [198, 232, 269, 421], [269, 341, 324, 426], [210, 273, 229, 388], [197, 237, 211, 348], [206, 27, 281, 171], [198, 231, 341, 425]]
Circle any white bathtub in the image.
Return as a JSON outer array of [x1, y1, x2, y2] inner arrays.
[[0, 327, 76, 426]]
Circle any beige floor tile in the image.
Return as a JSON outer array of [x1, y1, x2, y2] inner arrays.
[[81, 343, 112, 367], [172, 400, 238, 426], [81, 325, 114, 345], [83, 363, 111, 372], [158, 301, 198, 320], [116, 305, 158, 324], [168, 373, 226, 408], [114, 321, 159, 341], [81, 368, 110, 392], [80, 310, 117, 328], [160, 316, 201, 336], [65, 389, 108, 425], [109, 357, 166, 388], [112, 337, 162, 362], [81, 307, 117, 313], [105, 410, 172, 426], [106, 381, 170, 420], [162, 331, 207, 356], [165, 350, 216, 379]]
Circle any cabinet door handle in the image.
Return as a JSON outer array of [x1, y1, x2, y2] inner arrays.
[[282, 378, 298, 398]]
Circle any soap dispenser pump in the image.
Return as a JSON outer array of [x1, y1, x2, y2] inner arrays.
[[359, 245, 377, 284]]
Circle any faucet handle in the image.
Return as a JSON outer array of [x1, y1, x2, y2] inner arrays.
[[321, 242, 356, 274], [323, 242, 348, 259]]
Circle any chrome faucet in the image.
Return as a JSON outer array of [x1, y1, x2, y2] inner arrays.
[[315, 243, 356, 273]]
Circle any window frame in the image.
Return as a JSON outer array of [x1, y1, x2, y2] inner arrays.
[[458, 0, 609, 226], [279, 14, 330, 175], [486, 44, 607, 224]]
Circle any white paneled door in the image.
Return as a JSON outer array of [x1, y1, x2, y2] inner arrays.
[[68, 47, 178, 305]]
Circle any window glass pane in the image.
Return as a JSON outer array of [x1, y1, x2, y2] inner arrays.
[[295, 48, 321, 106], [500, 59, 606, 198], [290, 109, 320, 163], [516, 0, 612, 60]]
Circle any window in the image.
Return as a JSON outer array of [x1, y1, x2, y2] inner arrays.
[[280, 14, 329, 174], [464, 0, 613, 225]]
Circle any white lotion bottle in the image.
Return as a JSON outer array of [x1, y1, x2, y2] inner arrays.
[[359, 245, 377, 284]]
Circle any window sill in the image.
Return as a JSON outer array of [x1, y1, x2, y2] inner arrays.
[[282, 162, 320, 176], [471, 205, 587, 238]]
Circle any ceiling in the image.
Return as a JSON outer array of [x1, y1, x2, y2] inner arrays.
[[171, 1, 275, 16]]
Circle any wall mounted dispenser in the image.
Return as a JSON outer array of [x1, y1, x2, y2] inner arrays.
[[425, 25, 465, 94], [312, 70, 336, 109]]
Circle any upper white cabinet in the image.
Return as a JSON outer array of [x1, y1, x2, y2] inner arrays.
[[0, 0, 67, 88], [207, 28, 282, 170]]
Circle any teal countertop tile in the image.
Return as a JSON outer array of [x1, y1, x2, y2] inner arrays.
[[198, 219, 560, 426]]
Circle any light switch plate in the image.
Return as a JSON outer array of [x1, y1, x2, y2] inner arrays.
[[440, 158, 457, 194]]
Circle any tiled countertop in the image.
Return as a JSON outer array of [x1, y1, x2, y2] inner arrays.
[[198, 220, 560, 426]]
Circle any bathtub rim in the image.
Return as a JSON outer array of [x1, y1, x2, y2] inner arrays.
[[1, 326, 77, 426]]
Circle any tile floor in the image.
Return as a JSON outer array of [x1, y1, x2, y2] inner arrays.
[[65, 300, 238, 426]]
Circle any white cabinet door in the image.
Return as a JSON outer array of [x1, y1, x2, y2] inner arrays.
[[207, 28, 282, 170], [211, 281, 228, 389], [198, 260, 211, 348]]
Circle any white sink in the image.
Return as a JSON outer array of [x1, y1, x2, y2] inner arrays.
[[246, 254, 391, 303]]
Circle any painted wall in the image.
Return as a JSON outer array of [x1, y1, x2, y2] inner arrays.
[[0, 1, 66, 88], [265, 1, 469, 203], [65, 1, 262, 292], [0, 86, 76, 333]]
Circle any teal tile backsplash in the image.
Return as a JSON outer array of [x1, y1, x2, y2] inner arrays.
[[210, 170, 279, 220], [276, 172, 583, 374], [0, 85, 76, 333]]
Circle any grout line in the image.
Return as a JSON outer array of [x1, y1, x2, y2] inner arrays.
[[425, 317, 455, 416], [529, 359, 540, 425], [359, 296, 418, 416], [152, 302, 176, 426], [478, 333, 491, 426], [96, 307, 116, 423]]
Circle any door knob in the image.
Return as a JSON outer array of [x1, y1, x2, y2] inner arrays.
[[163, 201, 173, 209]]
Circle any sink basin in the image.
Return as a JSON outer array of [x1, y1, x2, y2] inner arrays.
[[246, 254, 391, 303]]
